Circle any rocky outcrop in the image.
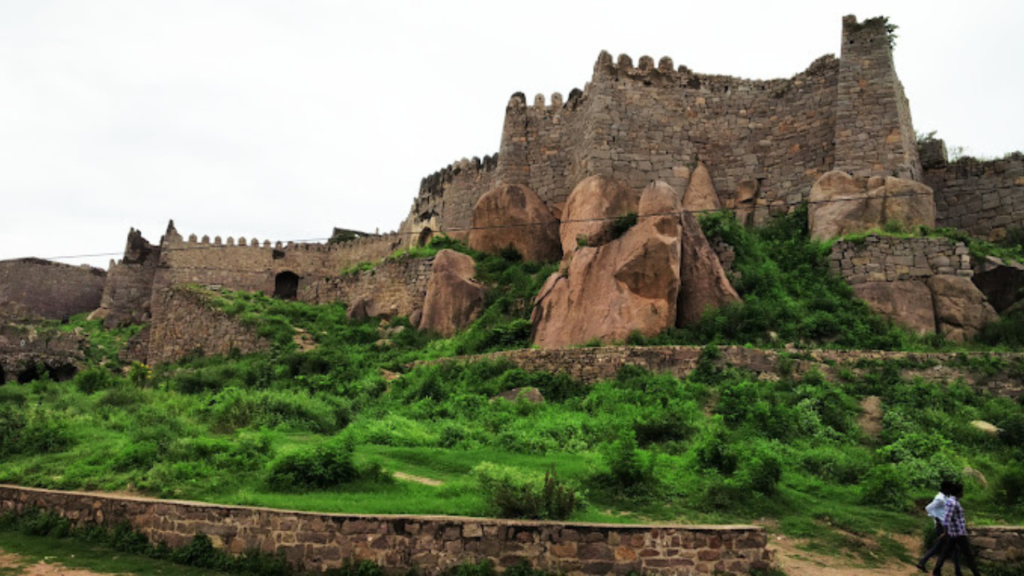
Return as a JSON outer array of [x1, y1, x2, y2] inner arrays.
[[928, 275, 1000, 342], [417, 250, 486, 337], [808, 171, 935, 241], [346, 298, 380, 321], [852, 280, 936, 336], [677, 212, 741, 326], [533, 183, 681, 348], [681, 162, 721, 214], [972, 256, 1024, 313], [468, 184, 561, 262], [851, 275, 999, 341], [559, 175, 639, 254]]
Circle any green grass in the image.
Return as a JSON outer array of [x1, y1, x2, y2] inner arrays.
[[3, 220, 1024, 568], [0, 531, 228, 575]]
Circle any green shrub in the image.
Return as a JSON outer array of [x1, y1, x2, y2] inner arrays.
[[602, 429, 657, 490], [472, 462, 580, 520], [205, 387, 339, 433], [266, 436, 383, 492], [733, 440, 784, 495], [995, 460, 1024, 506], [73, 367, 114, 394], [860, 464, 910, 511], [612, 212, 638, 238]]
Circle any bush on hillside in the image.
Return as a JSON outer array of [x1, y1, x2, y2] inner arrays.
[[473, 462, 580, 520]]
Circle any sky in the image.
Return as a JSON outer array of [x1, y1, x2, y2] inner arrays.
[[1, 1, 1021, 268]]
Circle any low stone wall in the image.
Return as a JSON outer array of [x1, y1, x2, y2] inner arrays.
[[436, 346, 1024, 400], [829, 235, 972, 285], [299, 257, 433, 319], [0, 485, 771, 575], [143, 286, 269, 365], [973, 526, 1024, 564]]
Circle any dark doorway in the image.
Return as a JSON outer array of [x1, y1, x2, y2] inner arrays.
[[418, 227, 434, 247], [50, 364, 77, 382], [17, 364, 40, 384], [0, 365, 5, 385], [275, 271, 300, 300]]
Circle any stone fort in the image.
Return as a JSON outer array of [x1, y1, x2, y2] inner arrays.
[[1, 14, 1023, 374]]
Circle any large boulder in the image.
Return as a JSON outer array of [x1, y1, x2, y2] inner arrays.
[[677, 212, 741, 326], [808, 171, 935, 241], [928, 275, 999, 342], [852, 280, 936, 335], [418, 250, 487, 337], [468, 184, 561, 262], [532, 193, 681, 348], [681, 162, 721, 214], [560, 175, 639, 255]]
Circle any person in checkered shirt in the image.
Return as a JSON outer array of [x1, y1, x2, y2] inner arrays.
[[930, 482, 981, 576]]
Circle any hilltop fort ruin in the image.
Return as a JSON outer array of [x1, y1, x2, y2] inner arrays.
[[1, 15, 1023, 378]]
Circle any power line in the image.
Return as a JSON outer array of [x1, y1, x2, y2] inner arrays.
[[30, 189, 937, 263]]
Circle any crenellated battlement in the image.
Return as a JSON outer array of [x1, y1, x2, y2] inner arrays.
[[591, 49, 839, 94]]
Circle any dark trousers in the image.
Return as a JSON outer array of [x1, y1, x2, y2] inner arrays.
[[919, 521, 946, 566], [932, 535, 980, 576]]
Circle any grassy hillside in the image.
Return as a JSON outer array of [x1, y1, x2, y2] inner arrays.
[[2, 209, 1023, 568]]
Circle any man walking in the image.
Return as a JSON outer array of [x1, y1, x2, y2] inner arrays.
[[917, 480, 953, 572], [932, 482, 981, 576]]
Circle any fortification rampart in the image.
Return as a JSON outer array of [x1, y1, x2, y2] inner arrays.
[[924, 150, 1024, 241], [143, 285, 268, 365], [402, 15, 920, 239], [0, 258, 105, 321], [299, 257, 433, 318], [0, 484, 772, 575], [429, 346, 1024, 400]]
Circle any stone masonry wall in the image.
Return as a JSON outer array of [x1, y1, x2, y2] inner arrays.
[[972, 526, 1024, 565], [0, 258, 106, 321], [833, 16, 920, 179], [299, 257, 433, 318], [925, 152, 1024, 241], [828, 235, 972, 285], [438, 346, 1024, 400], [144, 286, 269, 365], [403, 16, 918, 239], [0, 324, 84, 383], [153, 224, 403, 299], [0, 485, 771, 575]]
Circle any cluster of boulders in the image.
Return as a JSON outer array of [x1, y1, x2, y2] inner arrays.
[[809, 169, 1009, 340], [468, 171, 740, 348], [348, 249, 486, 338]]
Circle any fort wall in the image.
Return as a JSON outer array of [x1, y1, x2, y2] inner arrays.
[[101, 229, 161, 327], [0, 324, 84, 383], [925, 152, 1024, 241], [432, 346, 1024, 400], [299, 257, 433, 318], [144, 286, 269, 365], [0, 485, 772, 575], [402, 16, 919, 238], [153, 223, 404, 298], [0, 258, 105, 321], [829, 235, 972, 285]]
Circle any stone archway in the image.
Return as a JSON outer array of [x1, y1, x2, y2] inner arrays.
[[49, 363, 77, 382], [418, 227, 434, 247], [274, 271, 300, 300]]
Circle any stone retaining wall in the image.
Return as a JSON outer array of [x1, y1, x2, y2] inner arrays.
[[436, 346, 1024, 400], [829, 235, 972, 285], [0, 485, 771, 575], [299, 257, 432, 319], [972, 526, 1024, 564]]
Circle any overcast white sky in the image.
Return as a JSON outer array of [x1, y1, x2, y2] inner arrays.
[[1, 1, 1021, 268]]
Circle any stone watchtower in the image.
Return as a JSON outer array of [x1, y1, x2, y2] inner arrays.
[[833, 15, 922, 179]]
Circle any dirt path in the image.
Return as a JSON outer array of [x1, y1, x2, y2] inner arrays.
[[392, 472, 444, 487], [770, 533, 923, 576], [0, 546, 117, 576]]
